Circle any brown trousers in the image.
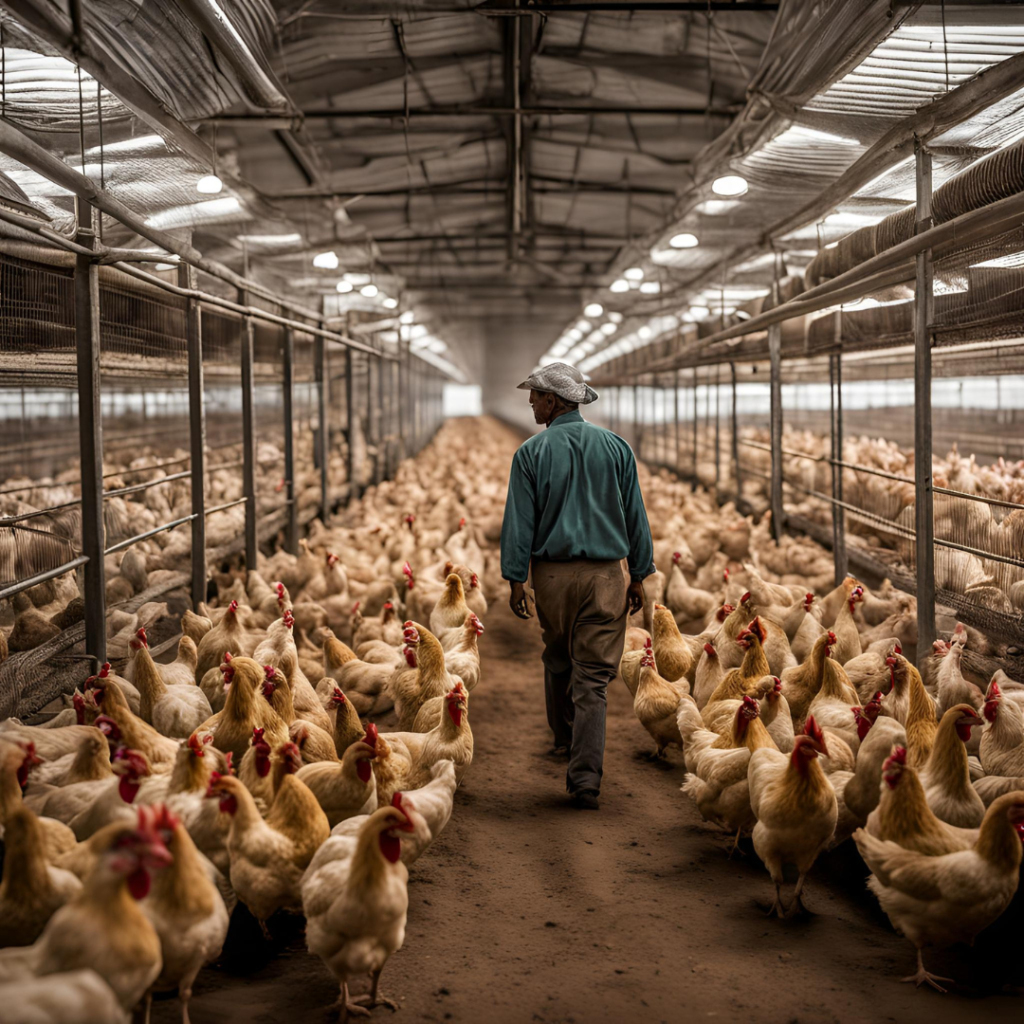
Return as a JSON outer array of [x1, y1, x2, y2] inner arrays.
[[531, 558, 628, 794]]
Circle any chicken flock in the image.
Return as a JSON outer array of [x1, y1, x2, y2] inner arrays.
[[0, 418, 504, 1023], [628, 463, 1024, 991], [0, 414, 1022, 1021]]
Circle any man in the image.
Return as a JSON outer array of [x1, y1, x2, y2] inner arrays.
[[500, 362, 655, 810]]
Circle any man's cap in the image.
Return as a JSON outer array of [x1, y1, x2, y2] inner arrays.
[[517, 362, 598, 405]]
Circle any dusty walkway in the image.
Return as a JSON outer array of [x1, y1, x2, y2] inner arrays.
[[155, 603, 1024, 1023]]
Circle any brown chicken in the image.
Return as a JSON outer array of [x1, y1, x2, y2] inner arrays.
[[917, 705, 986, 828], [701, 618, 774, 732], [195, 599, 254, 679], [633, 640, 690, 757], [780, 631, 838, 724]]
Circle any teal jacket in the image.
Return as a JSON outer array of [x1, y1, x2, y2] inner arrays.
[[500, 410, 655, 584]]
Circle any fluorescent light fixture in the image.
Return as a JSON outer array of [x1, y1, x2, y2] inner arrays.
[[196, 174, 223, 194], [346, 273, 372, 286], [610, 279, 630, 293], [711, 174, 748, 197], [85, 134, 163, 156], [383, 297, 398, 309], [313, 251, 339, 269], [669, 233, 699, 249], [360, 284, 379, 297], [639, 281, 660, 294], [600, 322, 617, 336], [399, 311, 416, 324], [145, 196, 241, 229], [584, 302, 604, 318], [624, 267, 644, 281], [237, 233, 303, 245], [336, 280, 353, 293], [696, 199, 740, 216]]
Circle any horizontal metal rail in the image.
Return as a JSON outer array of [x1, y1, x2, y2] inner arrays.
[[102, 470, 192, 500], [0, 555, 89, 602], [103, 513, 196, 555], [205, 497, 247, 516]]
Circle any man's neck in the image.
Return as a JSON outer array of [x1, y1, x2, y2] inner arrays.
[[544, 406, 577, 428]]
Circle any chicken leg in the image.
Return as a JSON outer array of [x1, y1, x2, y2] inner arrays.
[[903, 949, 954, 994], [351, 968, 400, 1012], [765, 879, 787, 919], [786, 873, 809, 918], [334, 982, 372, 1022]]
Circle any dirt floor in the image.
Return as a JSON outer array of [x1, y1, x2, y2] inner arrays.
[[154, 602, 1024, 1024]]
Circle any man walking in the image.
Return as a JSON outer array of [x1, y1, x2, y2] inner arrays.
[[500, 362, 655, 810]]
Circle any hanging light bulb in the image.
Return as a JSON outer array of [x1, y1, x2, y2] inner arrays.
[[711, 174, 748, 197], [336, 280, 353, 293], [360, 283, 379, 297], [639, 281, 661, 294], [624, 267, 644, 281], [669, 233, 699, 249], [600, 322, 616, 336], [609, 279, 629, 293], [382, 297, 398, 309], [583, 302, 604, 318], [313, 251, 339, 269], [196, 174, 223, 194], [638, 325, 653, 340]]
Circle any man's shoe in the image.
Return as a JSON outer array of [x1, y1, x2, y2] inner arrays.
[[549, 745, 570, 759], [570, 789, 600, 810]]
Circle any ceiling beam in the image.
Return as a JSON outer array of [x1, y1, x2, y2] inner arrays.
[[204, 105, 739, 126], [269, 180, 677, 198], [482, 1, 778, 10]]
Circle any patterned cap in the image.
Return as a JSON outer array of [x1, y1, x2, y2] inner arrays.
[[516, 362, 598, 405]]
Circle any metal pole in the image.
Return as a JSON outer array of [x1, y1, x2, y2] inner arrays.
[[673, 369, 680, 471], [829, 314, 847, 585], [74, 198, 106, 664], [768, 322, 784, 543], [691, 368, 698, 490], [376, 354, 385, 483], [914, 138, 936, 652], [314, 334, 329, 523], [181, 263, 207, 605], [714, 364, 721, 490], [239, 306, 258, 574], [346, 347, 356, 501], [731, 361, 741, 498], [282, 327, 298, 555]]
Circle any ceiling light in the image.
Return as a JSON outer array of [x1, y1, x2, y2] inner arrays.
[[383, 297, 398, 309], [584, 302, 604, 318], [638, 326, 653, 341], [567, 328, 583, 342], [639, 281, 660, 294], [237, 233, 303, 245], [196, 174, 223, 194], [696, 200, 740, 216], [607, 312, 623, 324], [600, 322, 617, 336], [689, 306, 709, 319], [624, 267, 644, 281], [145, 197, 241, 230], [313, 251, 339, 269], [711, 174, 748, 197], [336, 280, 353, 293], [575, 320, 591, 333], [360, 284, 379, 297], [399, 311, 415, 324], [669, 233, 699, 249], [346, 273, 371, 286], [610, 279, 629, 293]]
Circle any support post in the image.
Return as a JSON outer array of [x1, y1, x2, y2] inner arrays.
[[829, 315, 847, 585], [691, 369, 698, 491], [314, 334, 329, 523], [346, 348, 356, 501], [914, 138, 936, 652], [632, 381, 640, 455], [282, 327, 298, 555], [375, 354, 385, 484], [239, 304, 258, 574], [673, 370, 680, 471], [74, 198, 106, 664], [730, 361, 741, 498], [182, 262, 207, 604], [768, 321, 784, 543], [714, 364, 721, 490], [397, 333, 408, 459]]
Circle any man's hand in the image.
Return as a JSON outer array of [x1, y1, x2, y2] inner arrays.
[[509, 581, 533, 620], [626, 580, 645, 617]]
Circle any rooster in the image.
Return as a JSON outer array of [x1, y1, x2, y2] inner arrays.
[[748, 716, 837, 917], [302, 803, 414, 1021], [855, 791, 1024, 992]]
